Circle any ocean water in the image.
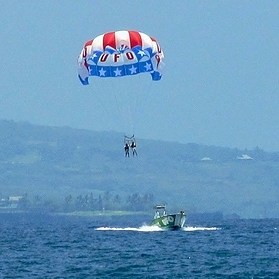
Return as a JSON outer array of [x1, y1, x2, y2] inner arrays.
[[0, 213, 278, 278]]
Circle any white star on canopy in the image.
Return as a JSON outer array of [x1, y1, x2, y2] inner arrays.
[[114, 68, 122, 76], [144, 62, 152, 71], [87, 53, 98, 65], [137, 50, 146, 57], [129, 65, 137, 74], [99, 68, 106, 76]]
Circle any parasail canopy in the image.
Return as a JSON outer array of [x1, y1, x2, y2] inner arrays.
[[77, 30, 164, 85]]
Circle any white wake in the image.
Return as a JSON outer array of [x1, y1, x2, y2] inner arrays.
[[95, 225, 219, 232]]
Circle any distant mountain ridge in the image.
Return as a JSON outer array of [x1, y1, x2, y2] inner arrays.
[[0, 119, 279, 218]]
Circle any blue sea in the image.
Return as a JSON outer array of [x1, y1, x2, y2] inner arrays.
[[0, 213, 278, 278]]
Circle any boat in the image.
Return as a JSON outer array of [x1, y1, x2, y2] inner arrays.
[[150, 205, 186, 230]]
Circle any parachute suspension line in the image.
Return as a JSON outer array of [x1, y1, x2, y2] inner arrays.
[[111, 86, 126, 130], [127, 104, 135, 136], [110, 84, 137, 137], [93, 88, 116, 122], [125, 76, 143, 138], [131, 84, 139, 135], [133, 76, 153, 136], [124, 134, 136, 145]]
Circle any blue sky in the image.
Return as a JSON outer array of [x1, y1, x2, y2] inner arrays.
[[1, 1, 278, 151]]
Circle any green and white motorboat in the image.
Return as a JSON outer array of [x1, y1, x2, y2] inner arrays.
[[150, 205, 186, 230]]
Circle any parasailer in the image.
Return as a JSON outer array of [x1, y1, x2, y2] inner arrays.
[[77, 30, 164, 85], [130, 141, 137, 157], [77, 30, 164, 156], [124, 135, 137, 157], [124, 143, 130, 157]]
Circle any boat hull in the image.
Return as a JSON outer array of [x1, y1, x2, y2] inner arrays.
[[150, 213, 186, 230]]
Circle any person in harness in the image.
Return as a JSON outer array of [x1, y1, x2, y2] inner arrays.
[[124, 143, 130, 157], [130, 141, 137, 156]]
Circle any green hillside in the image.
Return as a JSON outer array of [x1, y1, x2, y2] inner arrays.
[[0, 120, 279, 218]]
